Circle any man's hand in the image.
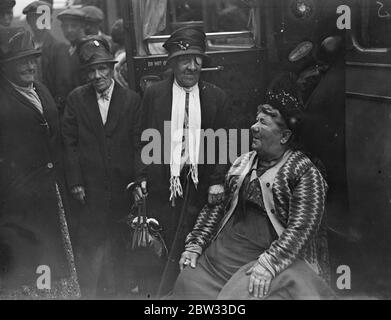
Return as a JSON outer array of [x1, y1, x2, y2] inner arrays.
[[246, 262, 273, 298], [208, 184, 225, 205], [179, 251, 199, 272], [127, 180, 148, 203], [71, 185, 86, 204]]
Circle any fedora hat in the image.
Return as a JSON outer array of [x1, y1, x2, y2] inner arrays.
[[78, 36, 117, 69], [0, 29, 41, 63]]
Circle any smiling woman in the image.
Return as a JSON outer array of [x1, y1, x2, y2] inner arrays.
[[170, 87, 334, 300]]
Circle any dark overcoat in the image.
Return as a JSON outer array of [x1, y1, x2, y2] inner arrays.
[[62, 82, 141, 246], [40, 32, 73, 114], [136, 77, 229, 295], [0, 77, 69, 290]]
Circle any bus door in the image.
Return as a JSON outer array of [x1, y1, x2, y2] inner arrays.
[[120, 0, 267, 133], [344, 0, 391, 296]]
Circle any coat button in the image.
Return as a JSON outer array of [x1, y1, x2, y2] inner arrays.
[[47, 162, 54, 169], [271, 209, 275, 214], [266, 183, 271, 188]]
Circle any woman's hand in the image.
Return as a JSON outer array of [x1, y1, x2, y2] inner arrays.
[[246, 262, 273, 298], [127, 180, 148, 203], [208, 184, 225, 205], [179, 251, 199, 272]]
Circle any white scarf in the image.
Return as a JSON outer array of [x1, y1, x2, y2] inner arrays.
[[170, 80, 201, 204]]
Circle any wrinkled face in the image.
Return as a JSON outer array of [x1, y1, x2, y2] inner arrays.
[[251, 105, 291, 158], [172, 54, 202, 88], [86, 63, 114, 93], [0, 9, 13, 27], [2, 56, 37, 87], [61, 19, 85, 44]]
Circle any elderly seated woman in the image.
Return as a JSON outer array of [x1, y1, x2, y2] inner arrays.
[[170, 89, 335, 300]]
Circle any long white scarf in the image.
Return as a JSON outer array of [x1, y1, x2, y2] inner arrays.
[[169, 80, 201, 204]]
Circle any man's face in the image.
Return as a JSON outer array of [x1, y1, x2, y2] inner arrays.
[[0, 9, 13, 27], [2, 56, 37, 87], [61, 19, 85, 44], [27, 14, 43, 34], [86, 63, 114, 93], [172, 54, 202, 88], [85, 22, 100, 35]]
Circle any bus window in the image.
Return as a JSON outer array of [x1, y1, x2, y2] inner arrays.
[[132, 0, 258, 56]]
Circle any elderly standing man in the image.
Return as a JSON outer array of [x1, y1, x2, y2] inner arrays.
[[57, 7, 86, 93], [134, 27, 229, 297], [0, 0, 15, 27], [62, 36, 141, 298], [23, 1, 71, 114], [0, 30, 79, 298]]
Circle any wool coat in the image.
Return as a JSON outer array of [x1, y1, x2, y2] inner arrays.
[[62, 82, 141, 242], [0, 76, 70, 291]]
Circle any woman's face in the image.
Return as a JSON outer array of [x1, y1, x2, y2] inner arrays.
[[251, 105, 290, 158]]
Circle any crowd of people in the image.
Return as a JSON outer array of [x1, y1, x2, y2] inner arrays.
[[0, 0, 334, 300]]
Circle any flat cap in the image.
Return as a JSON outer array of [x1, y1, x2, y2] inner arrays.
[[81, 5, 104, 23], [57, 8, 86, 22], [0, 0, 16, 12], [23, 1, 52, 15]]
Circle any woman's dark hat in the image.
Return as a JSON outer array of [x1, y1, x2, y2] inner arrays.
[[264, 89, 305, 135], [0, 29, 41, 63], [77, 36, 117, 69], [0, 0, 15, 12], [163, 26, 208, 61]]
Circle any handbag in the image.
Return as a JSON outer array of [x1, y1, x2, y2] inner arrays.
[[127, 197, 168, 259]]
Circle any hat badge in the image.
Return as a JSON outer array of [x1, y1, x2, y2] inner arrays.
[[93, 40, 100, 47], [175, 41, 190, 51]]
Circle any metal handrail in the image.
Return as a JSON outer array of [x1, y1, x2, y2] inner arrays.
[[146, 31, 253, 43], [351, 34, 389, 54]]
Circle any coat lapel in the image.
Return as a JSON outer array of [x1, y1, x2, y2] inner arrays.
[[158, 78, 174, 126], [0, 78, 45, 122], [34, 82, 58, 134], [83, 84, 106, 140], [198, 81, 217, 129], [104, 82, 125, 135]]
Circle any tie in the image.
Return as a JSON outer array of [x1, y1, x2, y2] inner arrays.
[[99, 91, 110, 101], [181, 92, 190, 170]]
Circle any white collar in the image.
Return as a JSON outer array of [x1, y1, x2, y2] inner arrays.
[[8, 79, 35, 92], [173, 79, 198, 93]]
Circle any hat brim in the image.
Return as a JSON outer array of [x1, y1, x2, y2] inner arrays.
[[167, 49, 208, 62], [57, 15, 85, 22], [81, 59, 118, 69], [0, 49, 41, 63]]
